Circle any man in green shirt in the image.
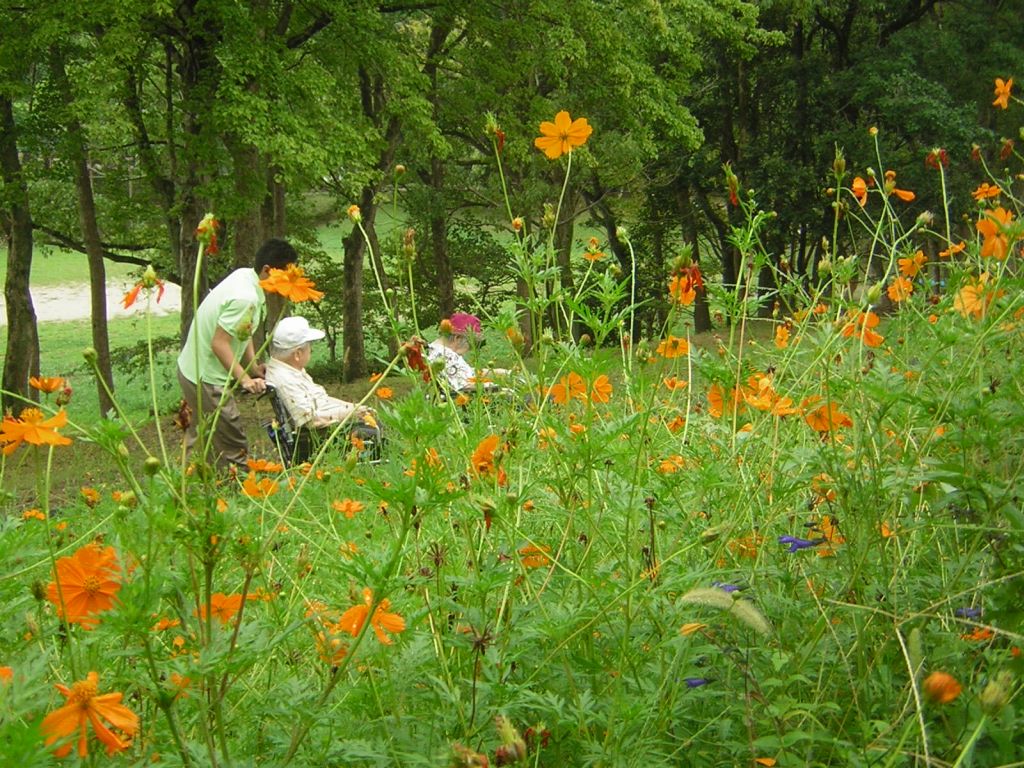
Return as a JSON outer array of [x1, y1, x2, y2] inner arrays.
[[177, 238, 297, 470]]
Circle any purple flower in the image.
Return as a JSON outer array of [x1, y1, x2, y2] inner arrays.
[[778, 535, 825, 553], [954, 606, 982, 619], [712, 581, 741, 593], [683, 677, 710, 688]]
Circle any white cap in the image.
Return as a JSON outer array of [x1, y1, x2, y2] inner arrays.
[[272, 316, 325, 349]]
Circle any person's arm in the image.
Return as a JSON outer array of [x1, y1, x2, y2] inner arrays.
[[241, 339, 266, 378], [211, 326, 265, 393]]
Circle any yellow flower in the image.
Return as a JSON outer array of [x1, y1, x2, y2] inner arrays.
[[534, 110, 593, 160], [993, 77, 1013, 109]]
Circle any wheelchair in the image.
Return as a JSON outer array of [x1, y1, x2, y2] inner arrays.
[[260, 385, 384, 466]]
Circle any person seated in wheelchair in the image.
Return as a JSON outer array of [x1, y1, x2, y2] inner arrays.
[[426, 312, 511, 398], [265, 316, 380, 447]]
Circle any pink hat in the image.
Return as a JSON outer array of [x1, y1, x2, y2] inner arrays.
[[449, 312, 482, 335]]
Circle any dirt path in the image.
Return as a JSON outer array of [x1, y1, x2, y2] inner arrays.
[[0, 280, 181, 325]]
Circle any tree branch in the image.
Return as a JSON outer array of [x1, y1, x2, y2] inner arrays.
[[32, 223, 179, 279]]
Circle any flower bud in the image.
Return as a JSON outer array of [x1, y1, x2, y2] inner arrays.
[[83, 347, 98, 363], [439, 319, 454, 336], [484, 112, 500, 136], [347, 204, 362, 223], [395, 164, 406, 175], [542, 203, 555, 229], [55, 386, 73, 407], [865, 281, 883, 304], [403, 228, 416, 260], [833, 148, 846, 176], [511, 217, 524, 233], [869, 126, 878, 136], [980, 671, 1012, 715], [142, 264, 160, 288], [144, 456, 161, 476], [578, 333, 592, 347], [615, 226, 629, 241], [505, 326, 524, 349], [915, 210, 935, 228], [818, 257, 832, 274]]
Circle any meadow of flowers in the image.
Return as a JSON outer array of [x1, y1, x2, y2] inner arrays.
[[1, 84, 1022, 767]]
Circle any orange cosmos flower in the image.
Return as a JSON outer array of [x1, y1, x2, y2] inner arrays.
[[976, 206, 1014, 259], [122, 266, 166, 309], [46, 544, 122, 629], [774, 324, 790, 349], [247, 458, 284, 474], [0, 666, 12, 683], [656, 335, 689, 358], [29, 376, 65, 393], [80, 487, 100, 507], [534, 110, 593, 160], [898, 250, 927, 277], [887, 276, 913, 302], [923, 671, 962, 704], [338, 588, 406, 644], [707, 382, 741, 419], [840, 310, 884, 347], [939, 241, 966, 258], [802, 397, 853, 434], [851, 176, 868, 206], [259, 264, 324, 302], [960, 626, 994, 642], [883, 170, 915, 202], [668, 274, 697, 306], [955, 272, 1002, 320], [663, 376, 688, 391], [972, 182, 1002, 201], [241, 473, 279, 499], [332, 498, 365, 518], [195, 593, 243, 625], [548, 371, 586, 405], [41, 671, 139, 758], [589, 374, 612, 403], [728, 532, 764, 559], [471, 434, 500, 477], [0, 408, 73, 455], [519, 544, 552, 569], [657, 454, 686, 474], [993, 77, 1013, 109], [666, 414, 686, 432], [22, 508, 45, 521], [376, 386, 394, 400]]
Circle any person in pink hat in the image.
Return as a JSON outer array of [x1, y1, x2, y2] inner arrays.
[[426, 312, 508, 393]]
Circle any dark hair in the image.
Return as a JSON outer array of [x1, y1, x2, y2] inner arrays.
[[255, 238, 298, 271]]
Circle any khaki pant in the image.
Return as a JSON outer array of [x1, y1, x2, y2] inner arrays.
[[177, 368, 248, 471]]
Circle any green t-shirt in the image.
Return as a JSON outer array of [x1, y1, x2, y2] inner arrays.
[[177, 268, 266, 387]]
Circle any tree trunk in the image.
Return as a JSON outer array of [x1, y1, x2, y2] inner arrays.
[[341, 188, 371, 381], [52, 47, 116, 415], [430, 158, 454, 318], [0, 96, 40, 415], [674, 181, 712, 332]]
